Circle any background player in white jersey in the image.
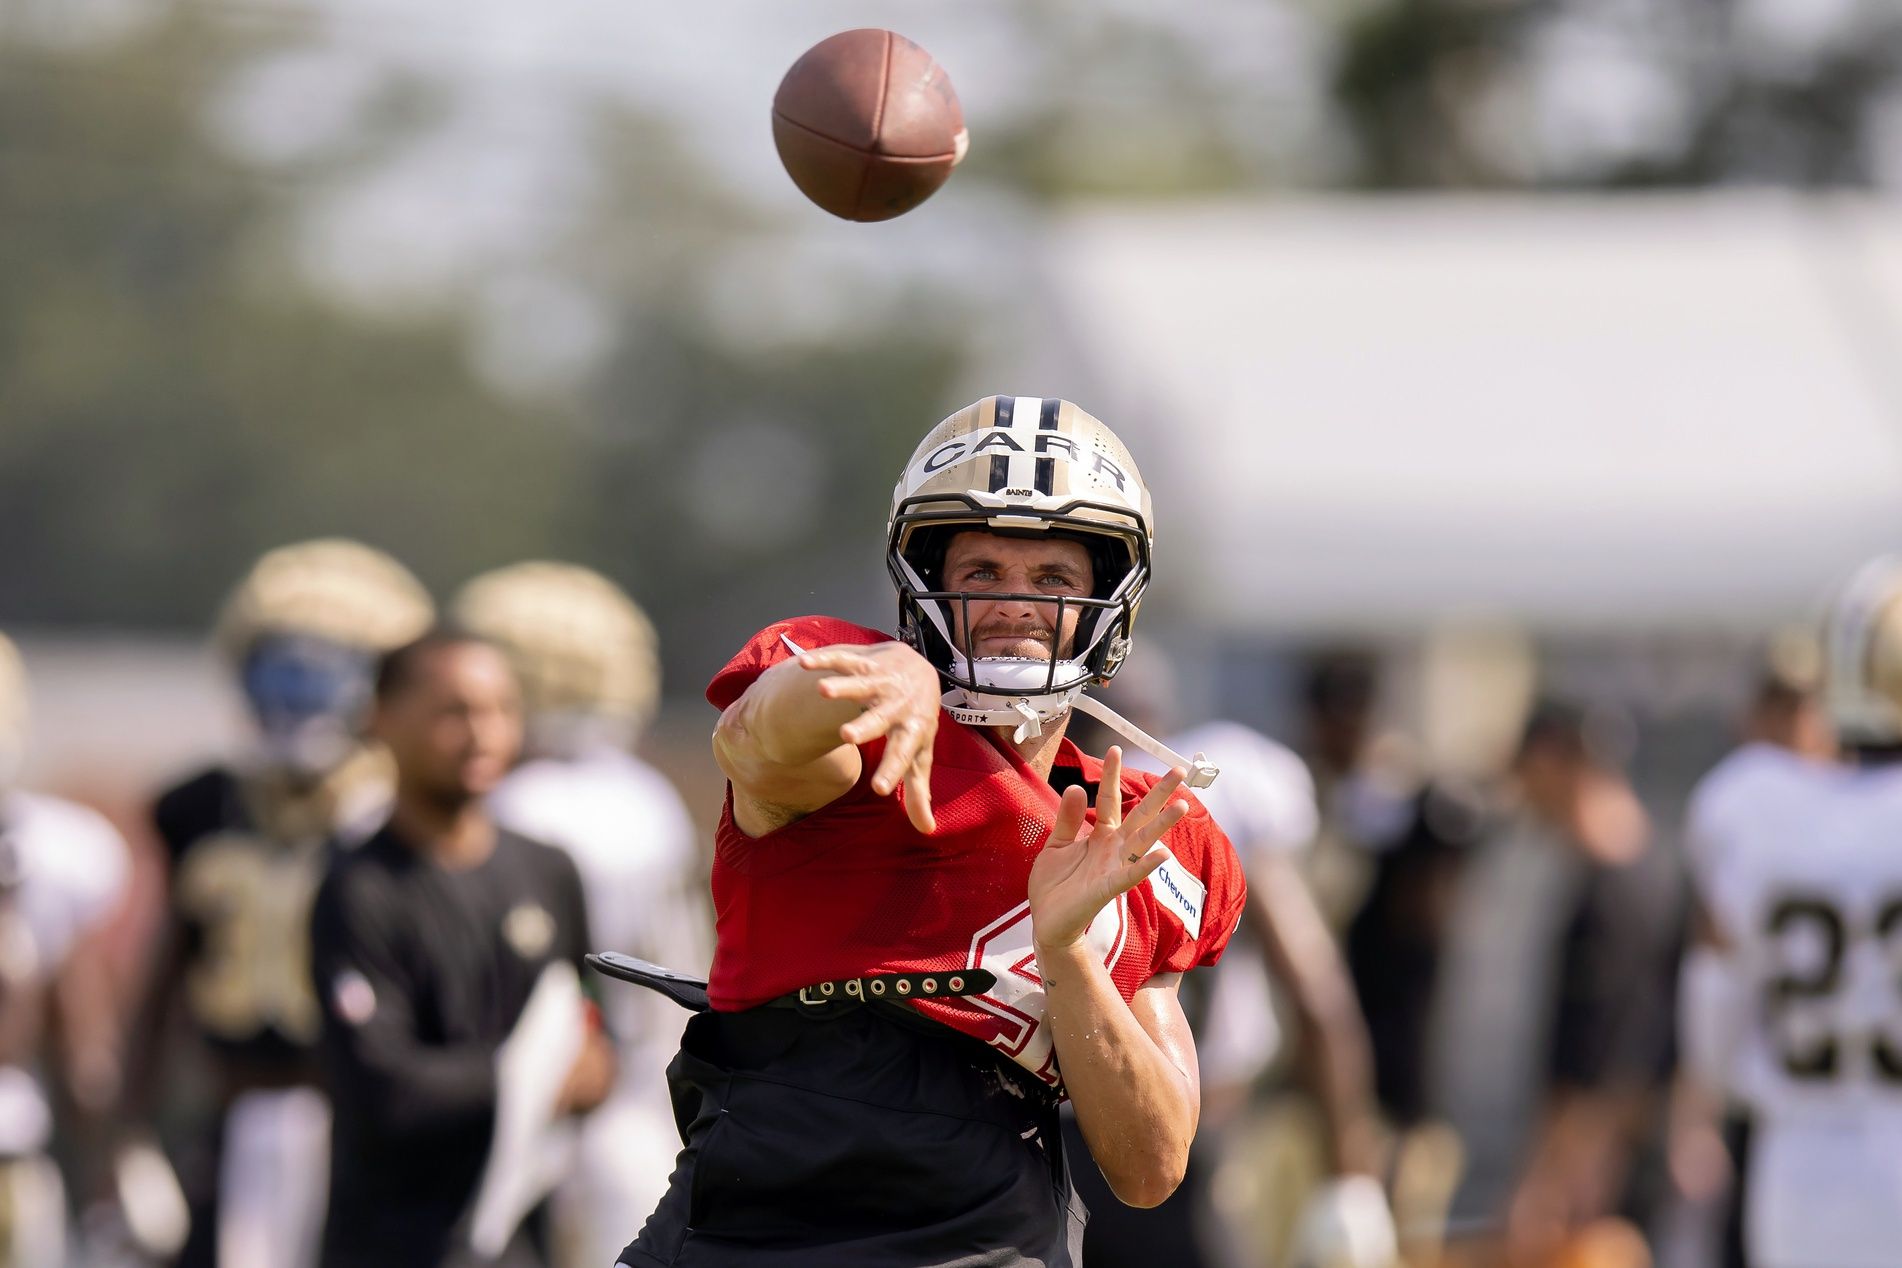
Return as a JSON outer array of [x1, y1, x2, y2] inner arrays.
[[119, 539, 433, 1268], [453, 562, 710, 1268], [1075, 667, 1397, 1268], [0, 629, 133, 1266], [1681, 558, 1902, 1268]]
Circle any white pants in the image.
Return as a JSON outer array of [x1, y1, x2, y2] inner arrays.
[[1748, 1118, 1902, 1268], [218, 1087, 330, 1268], [551, 1091, 680, 1268]]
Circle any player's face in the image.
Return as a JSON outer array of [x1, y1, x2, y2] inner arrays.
[[375, 643, 522, 808], [941, 532, 1094, 662]]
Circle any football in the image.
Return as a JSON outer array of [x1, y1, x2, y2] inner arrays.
[[771, 29, 968, 222]]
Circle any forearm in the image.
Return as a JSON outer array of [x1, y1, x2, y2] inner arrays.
[[717, 653, 865, 768], [52, 937, 126, 1119], [1038, 941, 1196, 1208], [1515, 1086, 1641, 1233], [1247, 866, 1382, 1175], [1295, 1015, 1383, 1177], [324, 1036, 498, 1139]]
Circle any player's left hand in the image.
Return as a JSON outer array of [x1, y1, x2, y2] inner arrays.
[[1290, 1174, 1400, 1268], [1029, 747, 1189, 953]]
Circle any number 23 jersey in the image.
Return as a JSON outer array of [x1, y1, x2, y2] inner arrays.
[[1689, 743, 1902, 1118], [704, 616, 1248, 1087]]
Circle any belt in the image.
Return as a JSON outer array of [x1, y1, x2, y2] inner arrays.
[[587, 951, 996, 1016], [764, 968, 996, 1010]]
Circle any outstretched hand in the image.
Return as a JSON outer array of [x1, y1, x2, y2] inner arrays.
[[1029, 747, 1190, 953], [797, 643, 942, 833]]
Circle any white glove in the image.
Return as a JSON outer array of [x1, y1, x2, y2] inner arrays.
[[1290, 1174, 1400, 1268], [113, 1137, 190, 1257]]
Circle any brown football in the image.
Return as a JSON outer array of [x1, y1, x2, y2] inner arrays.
[[772, 29, 968, 222]]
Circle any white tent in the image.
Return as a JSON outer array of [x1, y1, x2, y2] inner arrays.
[[1038, 195, 1902, 635]]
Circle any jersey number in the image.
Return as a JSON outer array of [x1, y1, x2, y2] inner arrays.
[[1763, 893, 1902, 1082], [175, 837, 322, 1044], [965, 896, 1129, 1086]]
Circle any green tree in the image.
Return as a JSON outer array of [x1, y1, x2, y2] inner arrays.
[[0, 3, 577, 625]]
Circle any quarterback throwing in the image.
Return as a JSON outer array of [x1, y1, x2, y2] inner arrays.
[[614, 397, 1245, 1268]]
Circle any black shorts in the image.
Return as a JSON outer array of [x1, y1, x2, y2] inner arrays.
[[618, 1004, 1087, 1268]]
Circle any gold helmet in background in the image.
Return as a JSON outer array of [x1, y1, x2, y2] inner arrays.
[[215, 539, 434, 777], [0, 631, 27, 790], [215, 538, 434, 665], [1822, 557, 1902, 746], [451, 562, 660, 752]]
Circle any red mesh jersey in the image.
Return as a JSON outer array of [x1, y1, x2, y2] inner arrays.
[[704, 616, 1247, 1086]]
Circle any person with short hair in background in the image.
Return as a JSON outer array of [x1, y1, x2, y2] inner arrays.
[[1063, 662, 1397, 1268], [1428, 699, 1681, 1268], [1678, 562, 1902, 1268], [453, 562, 710, 1268], [309, 630, 612, 1268]]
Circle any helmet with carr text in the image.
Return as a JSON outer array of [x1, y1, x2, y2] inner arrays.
[[887, 396, 1214, 785]]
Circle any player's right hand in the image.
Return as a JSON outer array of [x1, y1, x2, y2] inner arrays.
[[557, 1030, 617, 1116], [798, 643, 941, 833]]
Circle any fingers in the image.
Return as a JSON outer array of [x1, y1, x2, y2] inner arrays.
[[1127, 799, 1191, 853], [870, 716, 928, 795], [1092, 761, 1187, 849], [798, 649, 875, 674], [840, 698, 906, 746], [1097, 747, 1123, 832], [814, 674, 883, 703], [1111, 845, 1170, 896], [1123, 766, 1188, 835], [1046, 784, 1090, 849], [902, 754, 936, 835]]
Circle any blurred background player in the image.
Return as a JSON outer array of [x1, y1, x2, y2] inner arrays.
[[452, 562, 709, 1268], [1297, 653, 1418, 934], [1668, 631, 1834, 1268], [0, 631, 133, 1266], [1068, 661, 1397, 1268], [1676, 560, 1902, 1268], [1737, 630, 1835, 764], [1428, 699, 1682, 1268], [118, 539, 434, 1268], [309, 629, 612, 1268]]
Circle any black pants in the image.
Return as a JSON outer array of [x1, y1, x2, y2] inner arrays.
[[619, 1005, 1087, 1268]]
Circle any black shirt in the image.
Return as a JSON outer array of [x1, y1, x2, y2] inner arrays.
[[309, 823, 592, 1268]]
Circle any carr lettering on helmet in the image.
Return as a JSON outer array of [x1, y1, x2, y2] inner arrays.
[[887, 396, 1156, 698]]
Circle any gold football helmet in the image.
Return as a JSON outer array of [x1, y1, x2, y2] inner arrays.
[[215, 540, 433, 777], [450, 562, 660, 745], [214, 539, 434, 665], [1823, 557, 1902, 745], [888, 396, 1153, 701]]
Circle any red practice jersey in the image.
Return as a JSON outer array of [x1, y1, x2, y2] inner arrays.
[[705, 616, 1247, 1086]]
